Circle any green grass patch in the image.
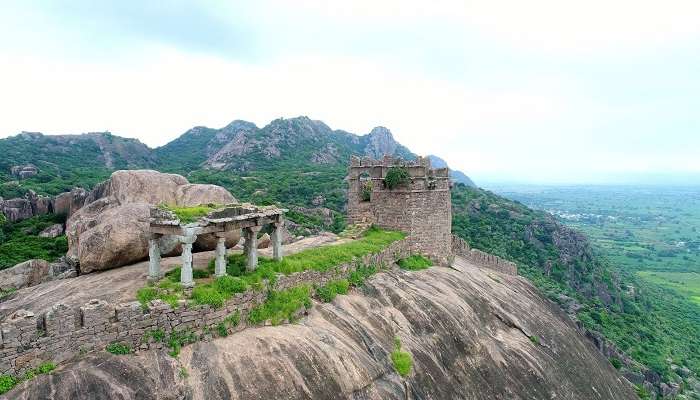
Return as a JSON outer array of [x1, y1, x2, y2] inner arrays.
[[136, 284, 181, 309], [397, 255, 433, 271], [0, 375, 19, 395], [0, 362, 56, 395], [248, 285, 312, 325], [390, 337, 413, 377], [216, 322, 228, 337], [167, 330, 198, 358], [348, 263, 379, 287], [158, 204, 223, 224], [225, 310, 241, 327], [316, 279, 350, 303], [106, 342, 131, 355], [143, 328, 165, 343], [191, 286, 226, 308]]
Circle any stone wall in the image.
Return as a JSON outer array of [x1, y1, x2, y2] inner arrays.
[[452, 235, 518, 275], [0, 239, 410, 377], [347, 155, 452, 266]]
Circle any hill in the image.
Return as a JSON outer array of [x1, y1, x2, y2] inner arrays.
[[427, 155, 476, 187], [6, 262, 637, 400]]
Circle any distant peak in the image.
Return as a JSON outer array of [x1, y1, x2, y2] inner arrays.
[[368, 126, 393, 137], [222, 120, 258, 132]]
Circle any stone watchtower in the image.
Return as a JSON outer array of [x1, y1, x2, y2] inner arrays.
[[347, 155, 452, 265]]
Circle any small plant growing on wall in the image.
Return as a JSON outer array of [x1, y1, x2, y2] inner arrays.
[[360, 181, 373, 201], [384, 167, 410, 190]]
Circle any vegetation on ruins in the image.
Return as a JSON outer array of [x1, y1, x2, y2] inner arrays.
[[390, 337, 412, 378], [383, 166, 410, 190], [106, 342, 132, 355], [167, 330, 198, 357], [316, 279, 350, 303], [0, 214, 68, 270], [0, 362, 56, 395], [158, 203, 223, 224], [397, 255, 433, 271], [225, 310, 241, 327], [248, 285, 312, 325]]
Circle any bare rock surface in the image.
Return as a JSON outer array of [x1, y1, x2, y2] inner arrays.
[[38, 223, 64, 238], [66, 170, 237, 272], [7, 259, 636, 400]]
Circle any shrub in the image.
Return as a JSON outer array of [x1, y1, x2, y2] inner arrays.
[[609, 357, 623, 369], [144, 328, 165, 343], [391, 337, 412, 377], [348, 263, 378, 287], [216, 322, 228, 337], [191, 286, 225, 308], [167, 330, 198, 358], [529, 335, 540, 345], [0, 375, 18, 395], [24, 362, 56, 380], [384, 167, 410, 190], [225, 310, 241, 327], [106, 342, 131, 355], [360, 181, 373, 202], [316, 279, 350, 303], [248, 285, 311, 325], [397, 255, 433, 271]]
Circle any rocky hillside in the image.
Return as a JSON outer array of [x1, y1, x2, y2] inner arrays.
[[427, 155, 476, 187], [154, 117, 415, 173], [0, 132, 156, 197], [5, 262, 637, 400]]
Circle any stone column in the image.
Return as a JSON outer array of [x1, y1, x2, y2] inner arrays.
[[180, 235, 197, 288], [271, 222, 284, 261], [148, 234, 162, 282], [214, 233, 227, 278], [244, 226, 262, 271]]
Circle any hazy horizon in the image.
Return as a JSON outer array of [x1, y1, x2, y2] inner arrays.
[[1, 1, 698, 184]]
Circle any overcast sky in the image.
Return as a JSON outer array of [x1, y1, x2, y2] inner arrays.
[[1, 1, 699, 184]]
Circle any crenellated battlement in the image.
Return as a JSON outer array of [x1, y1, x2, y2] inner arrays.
[[347, 155, 452, 265]]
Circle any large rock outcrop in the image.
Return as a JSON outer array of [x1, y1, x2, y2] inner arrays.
[[66, 170, 237, 273], [7, 262, 637, 399]]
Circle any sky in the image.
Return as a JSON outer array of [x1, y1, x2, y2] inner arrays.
[[0, 1, 699, 184]]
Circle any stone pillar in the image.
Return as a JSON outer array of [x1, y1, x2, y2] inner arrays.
[[244, 226, 262, 271], [148, 235, 162, 282], [180, 235, 197, 288], [215, 233, 227, 278], [271, 222, 284, 261]]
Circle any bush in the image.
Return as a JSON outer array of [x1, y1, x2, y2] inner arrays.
[[248, 285, 312, 325], [397, 255, 433, 271], [390, 337, 412, 377], [106, 342, 131, 355], [167, 330, 198, 358], [24, 362, 56, 380], [348, 263, 378, 287], [144, 328, 165, 343], [360, 181, 372, 202], [216, 322, 228, 337], [191, 286, 225, 308], [609, 357, 622, 369], [316, 279, 350, 303], [0, 375, 19, 395], [384, 167, 410, 190], [225, 310, 241, 327]]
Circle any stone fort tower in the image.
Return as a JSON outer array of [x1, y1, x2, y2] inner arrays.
[[347, 155, 452, 265]]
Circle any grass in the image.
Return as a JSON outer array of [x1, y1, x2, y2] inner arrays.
[[397, 255, 433, 271], [248, 285, 312, 325], [138, 227, 403, 310], [225, 310, 241, 327], [158, 203, 224, 224], [167, 330, 198, 358], [348, 263, 379, 287], [106, 342, 131, 355], [316, 279, 350, 303], [0, 362, 56, 395], [143, 328, 165, 343], [390, 337, 413, 377], [529, 335, 540, 345], [216, 322, 228, 337]]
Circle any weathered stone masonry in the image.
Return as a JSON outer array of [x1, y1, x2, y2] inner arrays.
[[347, 155, 452, 266], [452, 235, 517, 276], [0, 239, 410, 377]]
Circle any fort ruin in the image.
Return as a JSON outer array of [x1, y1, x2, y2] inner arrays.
[[347, 155, 453, 265]]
